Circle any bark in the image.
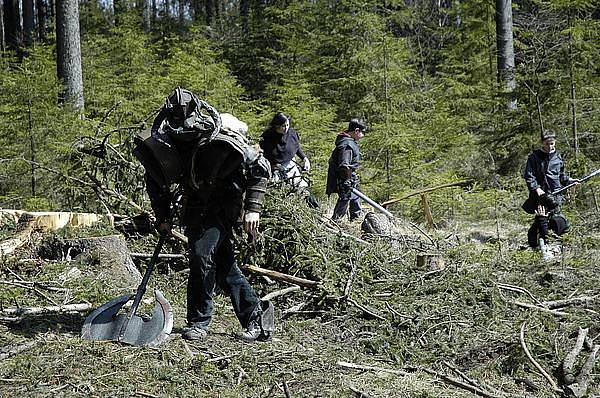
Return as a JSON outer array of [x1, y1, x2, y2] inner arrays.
[[3, 0, 20, 50], [22, 0, 34, 46], [495, 0, 517, 110], [36, 0, 46, 41], [56, 0, 85, 111], [178, 0, 184, 23], [143, 0, 152, 31], [0, 0, 4, 51], [240, 0, 249, 34], [205, 0, 213, 25]]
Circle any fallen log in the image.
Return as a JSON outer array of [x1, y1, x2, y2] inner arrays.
[[0, 210, 112, 256], [1, 303, 92, 317], [241, 264, 320, 288]]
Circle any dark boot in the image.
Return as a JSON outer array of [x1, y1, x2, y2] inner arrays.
[[235, 301, 274, 342]]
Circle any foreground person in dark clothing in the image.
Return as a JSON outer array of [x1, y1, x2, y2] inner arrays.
[[140, 89, 274, 342], [326, 118, 366, 221], [522, 130, 578, 255], [259, 112, 310, 187]]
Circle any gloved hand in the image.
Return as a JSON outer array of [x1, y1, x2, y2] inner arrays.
[[540, 193, 559, 210], [303, 158, 311, 173], [244, 212, 260, 233]]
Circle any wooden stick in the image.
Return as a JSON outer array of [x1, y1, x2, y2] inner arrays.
[[343, 259, 358, 298], [382, 180, 473, 207], [130, 253, 186, 260], [261, 286, 301, 302], [497, 283, 543, 305], [336, 361, 410, 376], [346, 298, 386, 321], [508, 300, 569, 317], [561, 327, 588, 384], [242, 264, 320, 288], [1, 303, 92, 317], [0, 340, 39, 360], [542, 296, 596, 310], [519, 322, 563, 394], [282, 379, 292, 398]]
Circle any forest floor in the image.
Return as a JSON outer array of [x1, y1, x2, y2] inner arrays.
[[1, 190, 599, 398]]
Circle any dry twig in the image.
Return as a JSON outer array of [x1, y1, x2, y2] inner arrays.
[[519, 322, 563, 394]]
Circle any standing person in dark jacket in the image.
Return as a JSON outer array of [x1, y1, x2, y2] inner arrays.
[[522, 130, 578, 254], [259, 112, 311, 188], [326, 118, 366, 221], [141, 90, 274, 342]]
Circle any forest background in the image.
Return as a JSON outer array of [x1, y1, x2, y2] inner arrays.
[[1, 0, 599, 219]]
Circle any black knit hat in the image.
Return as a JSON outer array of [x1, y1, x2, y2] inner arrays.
[[541, 129, 556, 141], [348, 118, 366, 133]]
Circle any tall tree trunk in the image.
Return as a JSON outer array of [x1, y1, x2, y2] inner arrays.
[[28, 96, 36, 196], [152, 0, 156, 23], [114, 0, 125, 26], [240, 0, 249, 34], [0, 0, 5, 51], [164, 0, 170, 19], [495, 0, 517, 110], [205, 0, 213, 25], [178, 0, 184, 23], [23, 0, 34, 46], [56, 0, 84, 111], [142, 0, 151, 31], [568, 11, 578, 157], [36, 0, 46, 41], [3, 0, 21, 51]]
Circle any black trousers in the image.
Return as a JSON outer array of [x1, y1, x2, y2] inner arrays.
[[527, 211, 570, 248], [186, 220, 260, 330]]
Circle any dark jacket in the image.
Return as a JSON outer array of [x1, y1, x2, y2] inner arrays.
[[144, 131, 269, 229], [326, 133, 360, 195], [259, 127, 305, 166], [522, 149, 573, 214]]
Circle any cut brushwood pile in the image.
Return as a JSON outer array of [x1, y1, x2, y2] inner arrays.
[[0, 187, 598, 397]]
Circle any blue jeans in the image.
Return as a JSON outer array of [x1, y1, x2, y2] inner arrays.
[[332, 189, 362, 221], [186, 221, 260, 329]]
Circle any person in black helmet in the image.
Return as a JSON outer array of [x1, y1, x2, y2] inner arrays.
[[326, 118, 366, 221], [142, 90, 274, 342], [522, 130, 579, 258], [150, 87, 221, 143]]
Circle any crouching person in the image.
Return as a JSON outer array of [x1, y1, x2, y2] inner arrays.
[[138, 87, 274, 342]]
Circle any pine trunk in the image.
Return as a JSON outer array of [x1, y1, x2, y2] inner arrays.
[[3, 0, 20, 50], [143, 0, 152, 31], [56, 0, 85, 111], [36, 0, 46, 41], [495, 0, 517, 110], [23, 0, 35, 46]]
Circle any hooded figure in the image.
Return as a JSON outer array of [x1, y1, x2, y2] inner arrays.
[[326, 118, 366, 221]]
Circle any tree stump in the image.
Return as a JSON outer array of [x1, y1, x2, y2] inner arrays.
[[416, 253, 445, 271], [59, 235, 141, 287], [361, 212, 393, 235]]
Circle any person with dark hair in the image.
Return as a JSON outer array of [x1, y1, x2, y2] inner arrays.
[[140, 91, 274, 342], [259, 112, 311, 188], [522, 130, 579, 259], [326, 118, 366, 221]]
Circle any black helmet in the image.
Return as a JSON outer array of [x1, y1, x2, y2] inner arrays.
[[165, 87, 199, 128]]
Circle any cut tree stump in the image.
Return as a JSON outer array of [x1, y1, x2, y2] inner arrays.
[[416, 253, 445, 271], [361, 212, 393, 235], [61, 235, 141, 286]]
